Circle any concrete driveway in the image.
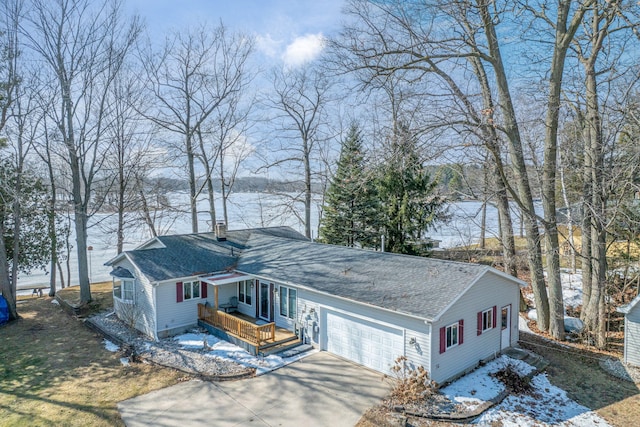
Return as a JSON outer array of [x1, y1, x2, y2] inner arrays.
[[118, 352, 392, 427]]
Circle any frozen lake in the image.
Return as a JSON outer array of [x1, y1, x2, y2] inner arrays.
[[16, 193, 528, 290]]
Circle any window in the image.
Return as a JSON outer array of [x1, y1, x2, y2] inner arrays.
[[114, 279, 135, 302], [446, 323, 459, 349], [439, 319, 464, 354], [279, 286, 297, 319], [477, 306, 497, 335], [238, 280, 252, 305], [501, 307, 509, 330], [183, 281, 200, 301]]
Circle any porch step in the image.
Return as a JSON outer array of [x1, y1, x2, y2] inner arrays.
[[259, 335, 299, 350], [259, 338, 302, 356], [504, 347, 549, 373], [279, 344, 313, 358]]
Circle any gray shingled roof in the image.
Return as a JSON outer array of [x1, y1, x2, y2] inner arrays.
[[114, 226, 509, 320], [124, 233, 238, 282], [236, 233, 490, 320], [112, 227, 305, 283], [110, 266, 134, 279]]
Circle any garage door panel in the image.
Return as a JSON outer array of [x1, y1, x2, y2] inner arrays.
[[325, 310, 404, 375]]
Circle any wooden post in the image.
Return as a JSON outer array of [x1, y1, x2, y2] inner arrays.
[[214, 286, 219, 309], [271, 323, 275, 341]]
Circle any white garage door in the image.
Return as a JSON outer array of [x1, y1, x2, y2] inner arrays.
[[324, 310, 404, 375]]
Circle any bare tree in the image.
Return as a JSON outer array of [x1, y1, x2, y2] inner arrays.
[[97, 68, 158, 254], [139, 23, 253, 232], [332, 0, 549, 327], [24, 0, 141, 304], [262, 66, 332, 239]]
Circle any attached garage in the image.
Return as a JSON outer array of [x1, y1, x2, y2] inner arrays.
[[323, 309, 405, 375]]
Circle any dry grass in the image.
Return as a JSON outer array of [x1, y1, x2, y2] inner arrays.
[[0, 284, 184, 427], [519, 333, 640, 427]]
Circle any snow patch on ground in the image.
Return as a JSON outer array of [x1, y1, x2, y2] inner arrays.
[[436, 355, 609, 426], [441, 355, 534, 412], [103, 339, 119, 352], [50, 299, 59, 305], [475, 374, 610, 426], [560, 270, 584, 309], [120, 357, 130, 366], [173, 331, 315, 376]]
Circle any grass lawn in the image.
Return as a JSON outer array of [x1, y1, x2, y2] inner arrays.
[[0, 284, 185, 427]]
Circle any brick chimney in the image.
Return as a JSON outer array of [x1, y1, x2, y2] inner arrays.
[[215, 221, 227, 241]]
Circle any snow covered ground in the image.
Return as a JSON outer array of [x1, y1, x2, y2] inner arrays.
[[439, 355, 611, 426], [102, 330, 316, 376]]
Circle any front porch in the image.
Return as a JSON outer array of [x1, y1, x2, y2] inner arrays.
[[197, 303, 299, 355]]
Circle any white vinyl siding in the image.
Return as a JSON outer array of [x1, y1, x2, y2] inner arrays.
[[112, 258, 156, 339], [624, 307, 640, 366], [156, 278, 214, 337], [431, 271, 520, 384]]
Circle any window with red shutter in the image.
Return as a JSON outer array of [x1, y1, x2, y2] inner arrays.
[[458, 319, 464, 345], [477, 311, 483, 336], [439, 327, 446, 354]]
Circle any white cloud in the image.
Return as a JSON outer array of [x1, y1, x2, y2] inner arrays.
[[281, 33, 325, 68], [256, 33, 282, 58]]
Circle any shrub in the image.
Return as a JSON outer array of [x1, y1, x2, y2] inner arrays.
[[492, 361, 532, 394], [387, 356, 437, 405]]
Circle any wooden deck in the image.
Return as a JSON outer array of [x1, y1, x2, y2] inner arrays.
[[197, 304, 298, 353]]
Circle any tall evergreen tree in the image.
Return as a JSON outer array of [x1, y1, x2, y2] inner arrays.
[[377, 123, 446, 255], [320, 124, 378, 247]]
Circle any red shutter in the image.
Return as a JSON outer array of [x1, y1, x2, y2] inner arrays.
[[255, 280, 260, 318], [176, 282, 183, 303], [439, 327, 446, 354], [477, 311, 483, 336], [492, 306, 497, 328], [459, 319, 464, 345], [201, 281, 208, 299]]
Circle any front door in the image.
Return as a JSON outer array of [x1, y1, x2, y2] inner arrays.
[[259, 281, 271, 321], [501, 305, 511, 350]]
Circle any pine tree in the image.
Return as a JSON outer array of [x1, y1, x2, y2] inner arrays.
[[320, 124, 379, 247], [377, 123, 447, 255]]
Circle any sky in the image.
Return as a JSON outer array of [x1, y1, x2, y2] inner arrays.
[[126, 0, 346, 67]]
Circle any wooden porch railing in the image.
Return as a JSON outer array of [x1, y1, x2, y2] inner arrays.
[[198, 303, 275, 345]]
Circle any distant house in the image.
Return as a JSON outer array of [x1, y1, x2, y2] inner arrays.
[[105, 225, 524, 384], [617, 297, 640, 367]]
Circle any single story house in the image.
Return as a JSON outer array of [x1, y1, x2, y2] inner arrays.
[[105, 225, 524, 384], [617, 296, 640, 366]]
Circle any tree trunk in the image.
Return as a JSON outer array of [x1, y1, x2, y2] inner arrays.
[[478, 1, 550, 331], [186, 133, 199, 233], [495, 167, 518, 277], [559, 166, 576, 272], [304, 137, 312, 239], [0, 224, 18, 321], [136, 176, 157, 238], [116, 161, 125, 254]]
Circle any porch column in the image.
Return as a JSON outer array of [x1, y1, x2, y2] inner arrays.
[[214, 286, 219, 310]]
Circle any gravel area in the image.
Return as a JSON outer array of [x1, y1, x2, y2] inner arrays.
[[86, 311, 254, 378], [599, 357, 640, 383]]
